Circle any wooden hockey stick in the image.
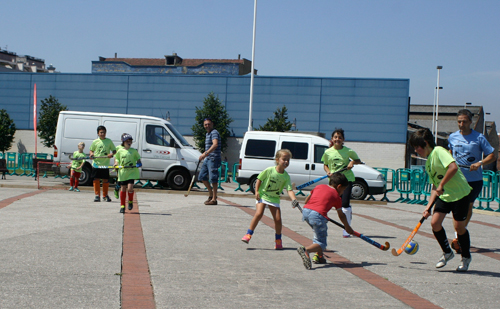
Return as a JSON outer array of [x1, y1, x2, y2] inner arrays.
[[184, 161, 201, 197]]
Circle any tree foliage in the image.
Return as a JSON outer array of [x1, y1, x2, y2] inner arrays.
[[37, 95, 67, 148], [191, 92, 233, 153], [255, 105, 293, 132], [0, 109, 16, 154]]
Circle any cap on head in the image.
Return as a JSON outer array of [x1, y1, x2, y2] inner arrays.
[[121, 133, 133, 142]]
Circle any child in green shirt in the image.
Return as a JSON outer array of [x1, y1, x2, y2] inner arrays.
[[409, 128, 472, 272], [241, 149, 299, 250], [114, 133, 141, 213], [68, 142, 85, 192]]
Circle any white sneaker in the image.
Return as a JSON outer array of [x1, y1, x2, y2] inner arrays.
[[436, 251, 454, 268], [456, 257, 471, 272]]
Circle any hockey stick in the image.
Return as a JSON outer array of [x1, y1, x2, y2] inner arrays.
[[391, 201, 435, 256], [69, 155, 108, 160], [184, 161, 201, 197], [292, 201, 390, 251], [293, 167, 348, 190], [92, 163, 135, 169], [326, 217, 390, 251]]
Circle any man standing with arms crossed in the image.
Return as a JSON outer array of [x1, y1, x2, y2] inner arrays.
[[198, 118, 221, 205], [448, 109, 496, 252]]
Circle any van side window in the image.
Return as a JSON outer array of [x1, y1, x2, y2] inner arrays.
[[245, 139, 276, 158], [281, 141, 308, 160], [314, 145, 328, 163], [146, 125, 174, 147]]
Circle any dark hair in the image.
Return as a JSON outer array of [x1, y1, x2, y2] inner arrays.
[[457, 109, 473, 121], [409, 128, 435, 149], [331, 128, 345, 139], [97, 125, 107, 133], [204, 118, 213, 122], [329, 172, 349, 187]]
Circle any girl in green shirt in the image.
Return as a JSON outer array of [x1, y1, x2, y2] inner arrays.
[[241, 149, 299, 250], [68, 142, 85, 192], [409, 128, 472, 272]]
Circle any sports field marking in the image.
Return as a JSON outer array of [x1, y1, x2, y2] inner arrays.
[[120, 195, 155, 309], [354, 212, 500, 261], [0, 190, 45, 210], [219, 197, 442, 309]]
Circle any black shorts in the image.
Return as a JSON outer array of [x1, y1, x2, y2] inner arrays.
[[468, 180, 483, 203], [91, 167, 110, 180], [434, 195, 469, 221], [118, 179, 135, 186]]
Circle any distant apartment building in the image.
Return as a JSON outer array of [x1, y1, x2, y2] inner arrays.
[[0, 48, 55, 73], [92, 53, 253, 75]]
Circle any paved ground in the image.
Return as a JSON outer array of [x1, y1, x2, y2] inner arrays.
[[1, 176, 500, 308]]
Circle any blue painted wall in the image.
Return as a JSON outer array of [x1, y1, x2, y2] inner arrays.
[[0, 73, 410, 143]]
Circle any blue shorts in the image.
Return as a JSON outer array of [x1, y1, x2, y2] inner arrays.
[[302, 208, 328, 250], [198, 157, 221, 183]]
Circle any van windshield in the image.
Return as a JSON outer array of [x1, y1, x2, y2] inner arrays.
[[165, 123, 191, 147]]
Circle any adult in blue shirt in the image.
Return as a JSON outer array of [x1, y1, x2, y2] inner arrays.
[[198, 118, 222, 205], [448, 109, 495, 252]]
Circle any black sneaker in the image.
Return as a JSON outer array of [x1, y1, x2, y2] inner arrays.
[[103, 195, 112, 202], [128, 201, 133, 210], [94, 196, 100, 202], [120, 206, 125, 213], [312, 254, 327, 264]]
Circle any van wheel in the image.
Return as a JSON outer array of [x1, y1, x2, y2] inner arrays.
[[167, 169, 190, 190], [79, 164, 92, 186], [249, 177, 258, 194], [351, 180, 368, 200]]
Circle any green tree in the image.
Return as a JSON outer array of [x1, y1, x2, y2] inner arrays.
[[0, 109, 16, 154], [37, 95, 67, 148], [192, 92, 233, 153], [255, 105, 293, 132]]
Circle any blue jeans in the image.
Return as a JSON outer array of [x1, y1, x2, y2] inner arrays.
[[302, 208, 328, 250], [198, 157, 221, 183]]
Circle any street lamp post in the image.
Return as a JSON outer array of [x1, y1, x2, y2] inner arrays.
[[248, 0, 257, 132], [434, 66, 443, 144], [465, 102, 472, 109]]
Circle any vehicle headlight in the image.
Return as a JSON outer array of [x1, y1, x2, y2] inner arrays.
[[377, 174, 385, 181]]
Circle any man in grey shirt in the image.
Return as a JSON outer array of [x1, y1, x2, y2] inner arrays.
[[198, 118, 221, 205]]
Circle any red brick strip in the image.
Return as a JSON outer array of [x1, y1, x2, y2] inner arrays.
[[121, 195, 156, 309], [354, 212, 500, 261], [219, 198, 441, 309], [0, 190, 45, 209]]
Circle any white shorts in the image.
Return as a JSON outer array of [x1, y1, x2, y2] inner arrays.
[[256, 199, 280, 208]]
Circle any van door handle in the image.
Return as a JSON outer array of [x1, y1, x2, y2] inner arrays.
[[143, 149, 152, 153], [311, 164, 316, 170], [305, 164, 310, 170]]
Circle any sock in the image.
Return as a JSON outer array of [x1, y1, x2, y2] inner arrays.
[[102, 181, 109, 197], [457, 230, 471, 258], [275, 233, 282, 240], [120, 191, 126, 206], [69, 176, 74, 187], [74, 178, 79, 188], [93, 180, 100, 196], [247, 229, 254, 235], [128, 192, 134, 202], [433, 228, 452, 253]]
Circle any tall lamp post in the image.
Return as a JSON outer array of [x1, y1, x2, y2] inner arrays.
[[434, 66, 443, 144], [248, 0, 257, 132], [464, 102, 472, 109]]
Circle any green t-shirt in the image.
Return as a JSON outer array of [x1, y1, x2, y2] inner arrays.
[[71, 151, 86, 173], [90, 138, 116, 166], [115, 147, 141, 182], [321, 146, 359, 182], [257, 166, 292, 204], [425, 146, 471, 202]]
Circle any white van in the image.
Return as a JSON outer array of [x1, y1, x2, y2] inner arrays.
[[236, 131, 386, 200], [53, 111, 201, 190]]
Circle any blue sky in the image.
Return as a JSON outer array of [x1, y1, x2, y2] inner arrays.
[[3, 0, 499, 127]]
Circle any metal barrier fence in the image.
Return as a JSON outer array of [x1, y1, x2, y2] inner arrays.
[[387, 167, 500, 212]]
